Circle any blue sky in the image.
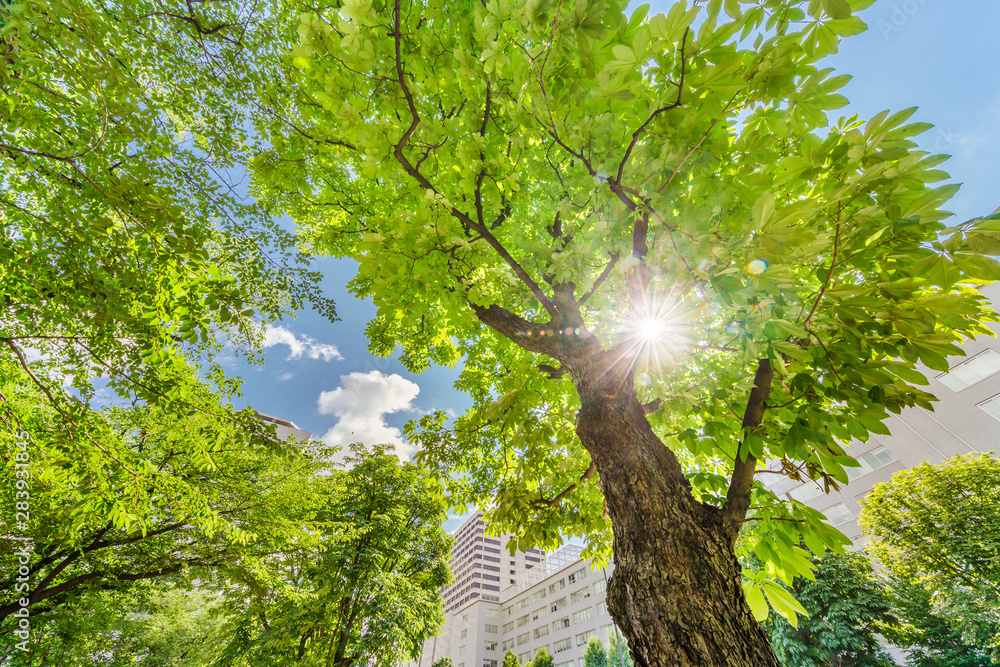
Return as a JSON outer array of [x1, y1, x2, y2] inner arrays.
[[224, 1, 1000, 528]]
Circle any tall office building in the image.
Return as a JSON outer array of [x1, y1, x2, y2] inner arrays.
[[766, 281, 1000, 545], [405, 511, 621, 667]]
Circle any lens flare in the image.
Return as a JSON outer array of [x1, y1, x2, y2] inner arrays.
[[746, 259, 769, 275]]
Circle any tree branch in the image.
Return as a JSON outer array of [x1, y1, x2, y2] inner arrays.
[[530, 460, 597, 509], [723, 359, 774, 540]]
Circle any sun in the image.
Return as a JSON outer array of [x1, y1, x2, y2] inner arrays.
[[638, 317, 666, 342]]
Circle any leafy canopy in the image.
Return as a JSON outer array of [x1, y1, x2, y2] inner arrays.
[[860, 453, 1000, 662], [215, 445, 453, 667], [256, 0, 1000, 624], [0, 0, 334, 525], [766, 551, 897, 667]]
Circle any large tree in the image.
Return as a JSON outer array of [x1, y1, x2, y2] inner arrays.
[[254, 0, 1000, 664], [859, 453, 1000, 662]]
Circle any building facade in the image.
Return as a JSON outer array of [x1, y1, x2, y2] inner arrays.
[[406, 512, 622, 667], [766, 281, 1000, 544]]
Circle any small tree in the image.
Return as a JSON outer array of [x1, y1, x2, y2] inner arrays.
[[766, 551, 897, 667], [503, 651, 521, 667], [532, 647, 555, 667], [584, 636, 608, 667], [607, 631, 634, 667], [432, 659, 456, 667]]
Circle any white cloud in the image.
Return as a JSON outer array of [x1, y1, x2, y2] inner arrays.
[[317, 371, 420, 461], [276, 371, 295, 382], [263, 325, 342, 362]]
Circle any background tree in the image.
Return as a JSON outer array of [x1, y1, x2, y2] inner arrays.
[[0, 0, 334, 522], [882, 571, 992, 667], [607, 631, 634, 667], [531, 647, 555, 667], [503, 650, 522, 667], [584, 636, 609, 667], [258, 0, 1000, 663], [859, 453, 1000, 662], [432, 658, 456, 667], [0, 381, 335, 632], [0, 583, 230, 667], [766, 551, 897, 667], [214, 445, 452, 667]]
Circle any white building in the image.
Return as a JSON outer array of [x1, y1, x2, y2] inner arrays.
[[256, 412, 312, 443], [766, 281, 1000, 545], [406, 511, 623, 667]]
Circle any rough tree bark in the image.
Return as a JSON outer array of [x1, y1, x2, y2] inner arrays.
[[472, 304, 780, 667], [571, 353, 779, 667]]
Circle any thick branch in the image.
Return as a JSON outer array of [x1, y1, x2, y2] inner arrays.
[[723, 359, 774, 540]]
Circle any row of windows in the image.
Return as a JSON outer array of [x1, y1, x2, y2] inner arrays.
[[787, 446, 896, 503]]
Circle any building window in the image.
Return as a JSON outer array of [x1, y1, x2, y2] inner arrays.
[[576, 630, 596, 646], [532, 590, 547, 603], [550, 597, 567, 613], [484, 608, 500, 618], [485, 624, 498, 634], [846, 446, 897, 480], [555, 662, 573, 667], [503, 605, 513, 617], [787, 481, 824, 503], [502, 639, 515, 651], [937, 350, 1000, 391], [553, 638, 572, 653], [518, 653, 531, 664], [597, 601, 607, 615], [463, 613, 470, 623], [534, 625, 550, 640], [593, 580, 607, 593], [552, 616, 570, 632], [823, 503, 855, 525], [567, 567, 587, 584], [483, 661, 498, 667], [570, 588, 591, 604], [517, 614, 529, 627], [517, 598, 530, 609], [459, 646, 466, 657], [572, 607, 593, 624], [503, 621, 514, 633], [461, 629, 467, 639], [517, 632, 531, 646], [485, 641, 498, 651], [979, 394, 1000, 421], [532, 606, 549, 621], [549, 579, 566, 594]]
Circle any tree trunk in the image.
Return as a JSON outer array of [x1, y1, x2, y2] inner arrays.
[[571, 357, 780, 667]]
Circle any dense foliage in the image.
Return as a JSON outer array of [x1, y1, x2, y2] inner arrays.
[[214, 446, 452, 667], [3, 583, 229, 667], [860, 453, 1000, 662], [767, 551, 897, 667], [584, 636, 609, 667], [531, 647, 554, 667], [0, 0, 334, 537], [254, 0, 1000, 662]]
